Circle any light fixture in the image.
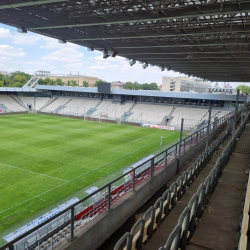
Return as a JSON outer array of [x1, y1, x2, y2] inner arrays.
[[103, 49, 109, 59], [129, 59, 136, 66], [160, 65, 165, 71], [108, 48, 118, 58], [87, 47, 94, 51], [139, 61, 143, 64], [17, 27, 27, 33], [58, 39, 67, 44], [167, 66, 171, 71], [142, 63, 148, 69], [150, 64, 154, 67]]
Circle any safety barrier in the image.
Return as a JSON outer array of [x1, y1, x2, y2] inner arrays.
[[236, 160, 250, 250], [157, 111, 248, 250], [114, 125, 229, 250]]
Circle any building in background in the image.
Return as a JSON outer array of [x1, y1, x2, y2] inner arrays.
[[112, 81, 124, 89], [41, 74, 99, 87], [0, 70, 11, 76], [162, 76, 211, 93]]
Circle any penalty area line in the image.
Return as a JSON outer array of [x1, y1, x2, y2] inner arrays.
[[0, 162, 67, 182]]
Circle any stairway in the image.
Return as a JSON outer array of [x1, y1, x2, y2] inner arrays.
[[10, 95, 26, 109], [40, 97, 57, 111]]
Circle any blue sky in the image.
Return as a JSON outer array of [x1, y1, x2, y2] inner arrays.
[[0, 23, 248, 88]]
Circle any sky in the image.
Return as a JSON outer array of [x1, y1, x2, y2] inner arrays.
[[0, 23, 249, 88]]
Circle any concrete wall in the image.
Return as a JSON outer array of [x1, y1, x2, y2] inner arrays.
[[56, 126, 220, 250], [0, 111, 28, 116]]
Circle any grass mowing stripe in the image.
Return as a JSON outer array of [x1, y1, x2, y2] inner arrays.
[[0, 114, 180, 232], [0, 132, 176, 214], [0, 162, 67, 182]]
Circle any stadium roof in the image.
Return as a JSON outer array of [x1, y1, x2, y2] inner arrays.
[[35, 85, 249, 102], [1, 0, 250, 82]]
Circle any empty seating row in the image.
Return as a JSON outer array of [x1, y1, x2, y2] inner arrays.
[[35, 97, 51, 110], [0, 94, 26, 112], [58, 99, 101, 115], [158, 116, 246, 250], [41, 98, 71, 112], [237, 160, 250, 250], [92, 101, 134, 119], [126, 104, 173, 124], [114, 127, 227, 250]]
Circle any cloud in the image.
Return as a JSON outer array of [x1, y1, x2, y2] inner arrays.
[[41, 47, 83, 63], [0, 45, 25, 57], [40, 37, 79, 50], [0, 27, 41, 45]]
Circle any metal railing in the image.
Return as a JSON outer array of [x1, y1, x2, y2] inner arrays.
[[0, 109, 239, 250], [114, 116, 231, 250], [158, 110, 249, 250]]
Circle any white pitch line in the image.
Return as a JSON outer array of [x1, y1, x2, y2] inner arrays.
[[0, 132, 176, 214], [0, 162, 67, 182]]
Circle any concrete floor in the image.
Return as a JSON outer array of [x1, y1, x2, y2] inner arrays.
[[187, 124, 250, 250]]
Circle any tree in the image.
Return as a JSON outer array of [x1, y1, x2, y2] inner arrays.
[[12, 82, 23, 88], [71, 80, 78, 86], [150, 82, 159, 90], [37, 79, 47, 85], [94, 79, 107, 87], [55, 78, 64, 86], [123, 82, 133, 89], [236, 84, 250, 94], [83, 81, 89, 87], [13, 75, 27, 84], [141, 83, 151, 90], [0, 81, 4, 87]]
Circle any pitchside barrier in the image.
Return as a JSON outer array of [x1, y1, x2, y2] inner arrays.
[[0, 105, 247, 250]]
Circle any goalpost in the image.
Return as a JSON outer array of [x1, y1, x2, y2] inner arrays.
[[99, 112, 108, 123]]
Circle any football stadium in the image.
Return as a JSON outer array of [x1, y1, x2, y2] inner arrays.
[[1, 1, 250, 250]]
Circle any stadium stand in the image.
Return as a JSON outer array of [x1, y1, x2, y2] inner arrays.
[[126, 103, 174, 124], [57, 98, 102, 115], [92, 101, 134, 119], [40, 98, 71, 113], [34, 97, 51, 111], [20, 97, 35, 109], [0, 95, 26, 112]]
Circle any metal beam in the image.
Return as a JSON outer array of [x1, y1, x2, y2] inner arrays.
[[29, 8, 250, 30], [0, 0, 66, 9], [133, 57, 250, 60], [119, 51, 250, 55], [94, 43, 250, 49], [67, 30, 250, 42]]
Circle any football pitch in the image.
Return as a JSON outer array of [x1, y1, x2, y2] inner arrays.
[[0, 114, 180, 234]]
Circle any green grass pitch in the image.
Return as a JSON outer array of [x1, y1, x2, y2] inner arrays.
[[0, 114, 180, 233]]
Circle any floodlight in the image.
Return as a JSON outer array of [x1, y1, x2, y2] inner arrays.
[[17, 27, 27, 33], [142, 63, 148, 69], [139, 61, 143, 64], [160, 65, 165, 71], [167, 66, 171, 71], [108, 49, 118, 58], [58, 39, 67, 44], [129, 59, 136, 66], [150, 64, 154, 67], [103, 49, 109, 59], [87, 47, 94, 51]]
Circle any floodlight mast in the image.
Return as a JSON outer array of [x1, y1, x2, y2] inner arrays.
[[23, 70, 50, 89]]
